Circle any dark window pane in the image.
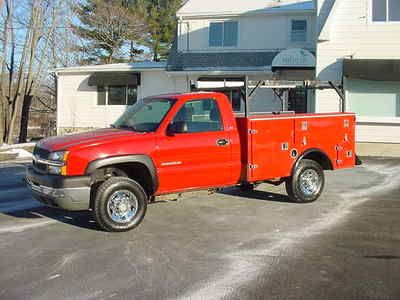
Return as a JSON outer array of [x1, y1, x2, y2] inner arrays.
[[127, 86, 137, 105], [172, 99, 223, 133], [231, 89, 242, 111], [209, 22, 223, 47], [389, 0, 400, 20], [373, 0, 387, 21], [223, 21, 238, 47], [108, 86, 126, 105], [97, 86, 106, 105], [292, 20, 307, 31], [288, 88, 308, 113]]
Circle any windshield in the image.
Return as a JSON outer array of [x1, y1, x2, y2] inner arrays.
[[113, 98, 176, 133]]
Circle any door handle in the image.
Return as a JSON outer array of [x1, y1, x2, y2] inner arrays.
[[216, 138, 229, 146]]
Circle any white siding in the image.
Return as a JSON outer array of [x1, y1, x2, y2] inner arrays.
[[57, 70, 177, 132], [178, 0, 313, 16], [178, 14, 316, 52], [356, 124, 400, 143], [316, 0, 400, 143]]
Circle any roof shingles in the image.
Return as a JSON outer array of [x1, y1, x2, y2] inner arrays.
[[167, 41, 279, 72]]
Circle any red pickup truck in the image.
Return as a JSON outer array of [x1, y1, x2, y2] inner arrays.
[[26, 92, 359, 232]]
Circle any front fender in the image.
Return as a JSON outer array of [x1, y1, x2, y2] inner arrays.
[[85, 155, 158, 193]]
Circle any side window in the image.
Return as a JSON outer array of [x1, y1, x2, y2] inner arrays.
[[291, 20, 307, 42], [209, 21, 238, 47], [96, 85, 138, 106], [372, 0, 400, 22], [171, 99, 223, 133]]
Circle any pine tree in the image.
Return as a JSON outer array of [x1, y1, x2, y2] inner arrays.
[[74, 0, 146, 64], [142, 0, 182, 61]]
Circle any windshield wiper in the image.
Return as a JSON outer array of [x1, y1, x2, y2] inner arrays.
[[119, 124, 150, 133], [116, 124, 137, 131]]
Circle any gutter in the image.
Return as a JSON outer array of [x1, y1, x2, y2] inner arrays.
[[54, 67, 166, 76], [177, 9, 315, 19]]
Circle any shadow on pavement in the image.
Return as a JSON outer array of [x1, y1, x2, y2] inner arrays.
[[219, 187, 293, 203], [3, 204, 101, 231], [364, 255, 400, 260]]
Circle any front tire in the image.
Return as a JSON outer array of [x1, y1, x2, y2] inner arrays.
[[93, 177, 147, 232], [285, 159, 325, 203]]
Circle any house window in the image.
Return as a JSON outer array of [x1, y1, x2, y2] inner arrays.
[[108, 86, 127, 105], [346, 79, 400, 118], [209, 21, 238, 47], [97, 85, 138, 106], [291, 20, 307, 42], [372, 0, 400, 22]]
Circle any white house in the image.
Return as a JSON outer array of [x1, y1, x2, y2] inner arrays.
[[316, 0, 400, 150], [55, 62, 177, 134]]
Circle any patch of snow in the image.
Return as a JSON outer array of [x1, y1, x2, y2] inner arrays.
[[0, 142, 36, 150], [6, 148, 32, 159]]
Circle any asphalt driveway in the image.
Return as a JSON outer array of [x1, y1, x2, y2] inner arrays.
[[0, 158, 399, 300]]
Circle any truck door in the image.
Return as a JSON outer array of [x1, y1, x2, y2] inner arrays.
[[156, 98, 232, 193]]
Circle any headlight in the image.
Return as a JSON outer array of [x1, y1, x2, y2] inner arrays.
[[48, 165, 63, 175], [47, 151, 69, 175], [49, 151, 69, 162]]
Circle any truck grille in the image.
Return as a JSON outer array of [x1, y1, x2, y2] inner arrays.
[[32, 146, 50, 174], [33, 146, 50, 159], [33, 160, 47, 173]]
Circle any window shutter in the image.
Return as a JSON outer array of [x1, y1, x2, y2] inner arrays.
[[389, 0, 400, 21], [223, 21, 238, 47], [209, 23, 223, 47], [372, 0, 387, 21]]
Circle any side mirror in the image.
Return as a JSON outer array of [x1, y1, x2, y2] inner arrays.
[[166, 123, 176, 136], [166, 122, 188, 136]]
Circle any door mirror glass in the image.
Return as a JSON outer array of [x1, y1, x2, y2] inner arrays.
[[167, 122, 188, 135], [166, 123, 176, 136]]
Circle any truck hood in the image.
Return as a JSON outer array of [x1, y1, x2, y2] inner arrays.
[[37, 128, 144, 151]]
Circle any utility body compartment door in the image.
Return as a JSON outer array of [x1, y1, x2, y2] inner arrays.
[[248, 118, 295, 181], [246, 113, 356, 182]]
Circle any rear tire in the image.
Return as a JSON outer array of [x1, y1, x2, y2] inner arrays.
[[93, 177, 147, 232], [285, 159, 325, 203]]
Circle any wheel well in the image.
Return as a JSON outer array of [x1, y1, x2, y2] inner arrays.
[[301, 151, 333, 170], [89, 162, 154, 200]]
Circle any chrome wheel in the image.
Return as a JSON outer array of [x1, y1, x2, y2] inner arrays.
[[299, 169, 321, 196], [107, 190, 138, 224]]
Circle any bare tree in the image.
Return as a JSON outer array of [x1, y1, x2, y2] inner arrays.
[[0, 0, 75, 144], [0, 0, 13, 143]]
